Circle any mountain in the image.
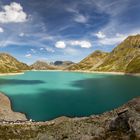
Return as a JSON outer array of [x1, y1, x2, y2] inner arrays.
[[67, 34, 140, 73], [67, 50, 109, 70], [31, 61, 58, 70], [95, 35, 140, 72], [0, 53, 30, 73], [53, 61, 74, 68]]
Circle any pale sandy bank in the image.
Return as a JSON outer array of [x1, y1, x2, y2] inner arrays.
[[0, 72, 24, 76], [64, 70, 140, 76]]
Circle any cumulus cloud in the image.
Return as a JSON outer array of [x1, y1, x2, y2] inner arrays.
[[55, 40, 92, 49], [94, 31, 106, 39], [25, 53, 32, 58], [70, 40, 92, 48], [0, 27, 4, 33], [55, 41, 66, 49], [0, 2, 27, 23]]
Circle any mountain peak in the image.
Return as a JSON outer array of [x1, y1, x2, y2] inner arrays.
[[67, 50, 108, 71], [122, 34, 140, 48]]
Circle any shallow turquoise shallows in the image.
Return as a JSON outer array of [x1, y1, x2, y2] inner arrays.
[[0, 71, 140, 121]]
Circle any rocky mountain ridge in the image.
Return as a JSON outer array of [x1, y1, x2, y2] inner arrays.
[[95, 35, 140, 72], [30, 60, 58, 70], [67, 34, 140, 73], [1, 35, 140, 73], [0, 53, 30, 73], [67, 50, 109, 71], [31, 60, 74, 70]]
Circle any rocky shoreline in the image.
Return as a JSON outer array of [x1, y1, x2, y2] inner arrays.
[[0, 92, 139, 139], [0, 93, 27, 122]]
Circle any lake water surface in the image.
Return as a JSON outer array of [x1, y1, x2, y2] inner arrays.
[[0, 71, 140, 121]]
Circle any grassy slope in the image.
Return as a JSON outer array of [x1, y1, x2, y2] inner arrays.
[[96, 35, 140, 72], [125, 55, 140, 73], [0, 53, 30, 73], [67, 50, 109, 70]]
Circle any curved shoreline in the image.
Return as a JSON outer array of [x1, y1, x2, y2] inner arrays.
[[0, 92, 27, 121], [0, 70, 140, 76], [0, 94, 139, 139]]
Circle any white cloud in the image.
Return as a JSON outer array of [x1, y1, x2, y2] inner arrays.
[[74, 14, 88, 23], [98, 33, 127, 45], [0, 2, 27, 23], [64, 47, 79, 55], [70, 40, 92, 48], [25, 53, 32, 58], [30, 49, 36, 53], [40, 48, 44, 51], [55, 41, 66, 49], [66, 7, 77, 13], [45, 47, 55, 53], [40, 35, 54, 41], [19, 32, 25, 37], [0, 27, 4, 33], [94, 31, 106, 39], [66, 7, 88, 23]]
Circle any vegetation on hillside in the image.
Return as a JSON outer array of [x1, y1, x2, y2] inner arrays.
[[0, 53, 30, 73], [67, 50, 109, 70]]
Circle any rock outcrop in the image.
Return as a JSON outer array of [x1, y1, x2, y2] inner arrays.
[[0, 53, 30, 73], [53, 61, 74, 67], [0, 96, 139, 140], [0, 93, 27, 121]]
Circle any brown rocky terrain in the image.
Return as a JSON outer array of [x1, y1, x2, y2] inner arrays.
[[0, 53, 30, 73], [53, 61, 74, 69], [0, 93, 27, 121], [0, 93, 139, 140], [31, 60, 74, 70], [31, 60, 58, 70]]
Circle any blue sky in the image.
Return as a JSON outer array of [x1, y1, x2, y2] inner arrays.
[[0, 0, 140, 64]]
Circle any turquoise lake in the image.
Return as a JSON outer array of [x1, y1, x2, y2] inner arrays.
[[0, 71, 140, 121]]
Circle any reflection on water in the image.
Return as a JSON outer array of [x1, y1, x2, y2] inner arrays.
[[0, 71, 140, 121]]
